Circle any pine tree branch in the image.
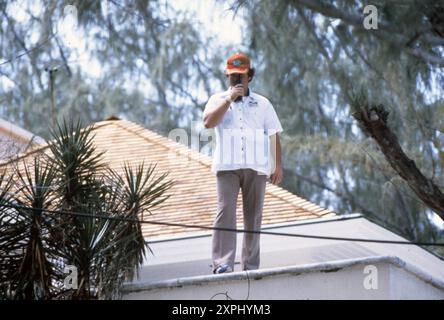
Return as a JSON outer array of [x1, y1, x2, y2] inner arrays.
[[289, 169, 375, 217], [54, 36, 72, 77], [287, 168, 409, 236], [352, 103, 444, 220], [290, 0, 444, 67], [0, 7, 48, 92]]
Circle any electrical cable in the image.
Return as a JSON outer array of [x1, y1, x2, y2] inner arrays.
[[1, 202, 443, 246]]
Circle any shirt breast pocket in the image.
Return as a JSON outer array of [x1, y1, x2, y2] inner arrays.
[[246, 106, 263, 128], [221, 110, 234, 127]]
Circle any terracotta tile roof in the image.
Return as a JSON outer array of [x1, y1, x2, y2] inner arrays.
[[0, 119, 336, 239], [0, 118, 45, 161], [0, 118, 45, 145]]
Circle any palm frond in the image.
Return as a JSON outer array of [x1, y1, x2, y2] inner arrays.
[[1, 118, 173, 299]]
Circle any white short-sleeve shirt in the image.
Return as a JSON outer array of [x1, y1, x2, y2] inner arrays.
[[204, 88, 283, 177]]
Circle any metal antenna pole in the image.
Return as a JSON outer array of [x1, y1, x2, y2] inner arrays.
[[46, 67, 58, 127]]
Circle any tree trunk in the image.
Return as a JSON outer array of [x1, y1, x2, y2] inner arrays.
[[352, 103, 444, 220]]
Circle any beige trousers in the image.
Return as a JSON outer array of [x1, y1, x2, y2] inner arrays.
[[212, 168, 267, 272]]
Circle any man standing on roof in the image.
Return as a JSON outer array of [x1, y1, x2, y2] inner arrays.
[[203, 52, 284, 274]]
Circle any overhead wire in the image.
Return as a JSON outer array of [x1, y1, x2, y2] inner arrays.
[[1, 202, 443, 246]]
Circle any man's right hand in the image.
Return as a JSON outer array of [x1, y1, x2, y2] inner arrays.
[[229, 84, 244, 101], [204, 84, 244, 128]]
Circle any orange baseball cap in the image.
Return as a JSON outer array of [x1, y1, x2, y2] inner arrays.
[[226, 53, 251, 75]]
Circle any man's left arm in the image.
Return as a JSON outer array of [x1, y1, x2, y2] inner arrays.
[[270, 133, 283, 185]]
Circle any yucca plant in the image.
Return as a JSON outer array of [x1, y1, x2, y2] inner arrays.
[[0, 118, 173, 299], [0, 157, 61, 299], [0, 169, 18, 298]]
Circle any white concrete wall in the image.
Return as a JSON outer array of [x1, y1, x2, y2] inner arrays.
[[389, 264, 444, 299], [123, 216, 444, 300], [122, 259, 444, 300]]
